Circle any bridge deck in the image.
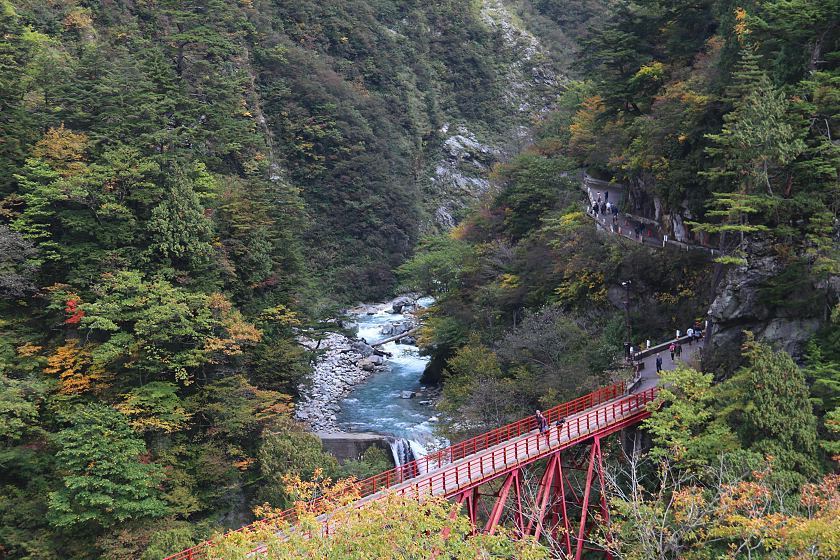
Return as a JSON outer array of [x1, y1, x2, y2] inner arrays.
[[165, 338, 704, 559], [321, 387, 657, 530]]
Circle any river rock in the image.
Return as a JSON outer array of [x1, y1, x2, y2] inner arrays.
[[391, 296, 413, 314], [351, 341, 375, 357], [401, 391, 416, 399], [295, 331, 380, 432]]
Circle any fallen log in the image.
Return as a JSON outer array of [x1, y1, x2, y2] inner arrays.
[[371, 326, 420, 347]]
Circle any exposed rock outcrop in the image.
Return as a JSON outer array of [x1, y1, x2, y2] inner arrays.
[[424, 0, 564, 232], [706, 239, 837, 375]]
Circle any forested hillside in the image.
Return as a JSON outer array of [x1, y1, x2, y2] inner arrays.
[[396, 0, 840, 557], [0, 0, 590, 558], [1, 0, 838, 559]]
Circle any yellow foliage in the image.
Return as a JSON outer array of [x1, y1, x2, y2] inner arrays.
[[16, 343, 43, 357], [44, 340, 112, 395], [499, 273, 520, 290], [32, 124, 88, 177], [554, 270, 607, 305], [63, 8, 93, 32], [258, 304, 301, 328]]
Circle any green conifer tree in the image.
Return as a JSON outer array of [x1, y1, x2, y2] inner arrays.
[[716, 333, 820, 475]]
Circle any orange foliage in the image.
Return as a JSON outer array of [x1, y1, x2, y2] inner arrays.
[[203, 294, 262, 361], [16, 343, 43, 357], [44, 341, 112, 395], [734, 7, 751, 44]]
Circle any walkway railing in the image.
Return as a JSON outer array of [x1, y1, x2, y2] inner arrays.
[[162, 382, 629, 560], [386, 386, 658, 503]]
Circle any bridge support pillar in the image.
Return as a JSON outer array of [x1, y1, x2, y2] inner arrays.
[[454, 486, 478, 531], [574, 436, 611, 560], [485, 469, 524, 535]]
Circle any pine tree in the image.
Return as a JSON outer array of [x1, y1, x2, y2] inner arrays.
[[146, 166, 216, 280], [0, 0, 34, 195], [716, 333, 820, 475]]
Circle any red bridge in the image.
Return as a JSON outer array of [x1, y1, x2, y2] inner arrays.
[[165, 335, 700, 560]]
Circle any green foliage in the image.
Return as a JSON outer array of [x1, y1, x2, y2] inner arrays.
[[0, 373, 46, 444], [492, 153, 574, 239], [146, 167, 216, 282], [48, 404, 168, 531], [644, 366, 739, 467], [339, 446, 392, 481], [397, 234, 473, 297], [716, 333, 820, 475], [116, 382, 191, 434], [78, 271, 220, 383], [256, 418, 339, 509]]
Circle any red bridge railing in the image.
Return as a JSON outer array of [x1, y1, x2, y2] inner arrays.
[[386, 386, 657, 503], [163, 381, 637, 559]]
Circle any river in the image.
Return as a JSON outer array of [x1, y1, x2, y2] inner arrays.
[[336, 297, 442, 463]]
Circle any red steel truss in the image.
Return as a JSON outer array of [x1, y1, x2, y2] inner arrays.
[[163, 383, 657, 560]]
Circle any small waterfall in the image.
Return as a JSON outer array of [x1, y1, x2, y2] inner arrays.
[[389, 437, 417, 467]]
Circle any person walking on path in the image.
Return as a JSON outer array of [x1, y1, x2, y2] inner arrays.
[[592, 201, 599, 216], [604, 190, 609, 202], [655, 354, 663, 373], [535, 409, 549, 441], [669, 342, 676, 361], [675, 342, 682, 360], [600, 201, 607, 215], [687, 327, 694, 344]]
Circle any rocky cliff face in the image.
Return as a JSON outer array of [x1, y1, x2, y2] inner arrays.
[[423, 0, 565, 231], [705, 239, 839, 375]]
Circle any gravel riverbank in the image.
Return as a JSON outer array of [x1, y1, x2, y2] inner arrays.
[[294, 298, 421, 433]]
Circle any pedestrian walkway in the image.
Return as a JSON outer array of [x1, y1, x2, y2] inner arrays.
[[630, 334, 704, 393], [582, 174, 721, 256]]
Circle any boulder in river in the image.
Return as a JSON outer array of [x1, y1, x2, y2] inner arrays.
[[400, 390, 416, 399], [359, 357, 381, 371], [351, 341, 375, 357], [391, 296, 413, 314]]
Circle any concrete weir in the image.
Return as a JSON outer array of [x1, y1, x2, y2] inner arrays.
[[316, 432, 393, 465]]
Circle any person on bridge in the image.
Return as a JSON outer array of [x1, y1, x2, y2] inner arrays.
[[592, 201, 599, 215], [687, 327, 694, 344], [669, 342, 676, 361], [535, 409, 548, 437], [656, 354, 663, 373], [676, 342, 682, 360], [600, 201, 607, 215]]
